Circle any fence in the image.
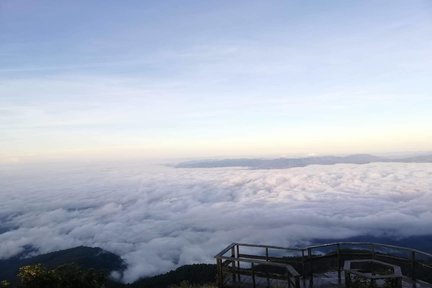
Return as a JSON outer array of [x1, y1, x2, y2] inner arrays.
[[215, 242, 432, 288]]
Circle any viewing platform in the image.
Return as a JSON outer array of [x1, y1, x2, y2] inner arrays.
[[215, 242, 432, 288]]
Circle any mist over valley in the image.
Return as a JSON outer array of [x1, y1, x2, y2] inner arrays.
[[1, 160, 431, 282]]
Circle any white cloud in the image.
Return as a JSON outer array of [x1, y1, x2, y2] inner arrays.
[[0, 162, 431, 282]]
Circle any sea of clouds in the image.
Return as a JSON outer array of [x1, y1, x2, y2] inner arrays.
[[0, 161, 432, 282]]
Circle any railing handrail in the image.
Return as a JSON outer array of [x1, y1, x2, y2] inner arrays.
[[215, 241, 432, 259], [214, 242, 236, 258], [305, 241, 432, 258], [233, 242, 303, 252], [218, 255, 300, 277]]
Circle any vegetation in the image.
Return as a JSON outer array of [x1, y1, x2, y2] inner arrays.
[[0, 280, 11, 288], [1, 263, 216, 288], [169, 281, 216, 288], [15, 263, 106, 288], [1, 243, 430, 287], [0, 246, 125, 283], [128, 264, 216, 288]]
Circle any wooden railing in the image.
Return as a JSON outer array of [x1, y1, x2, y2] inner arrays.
[[215, 242, 432, 288], [215, 243, 301, 288]]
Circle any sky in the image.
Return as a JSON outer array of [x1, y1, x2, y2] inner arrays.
[[1, 0, 432, 162]]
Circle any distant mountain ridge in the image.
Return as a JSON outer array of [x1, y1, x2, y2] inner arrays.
[[175, 153, 432, 169]]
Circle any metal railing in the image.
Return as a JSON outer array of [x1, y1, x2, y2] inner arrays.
[[215, 242, 432, 288]]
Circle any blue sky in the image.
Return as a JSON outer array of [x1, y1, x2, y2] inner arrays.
[[1, 0, 431, 162]]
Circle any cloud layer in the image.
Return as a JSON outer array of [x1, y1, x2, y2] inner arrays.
[[1, 162, 432, 282]]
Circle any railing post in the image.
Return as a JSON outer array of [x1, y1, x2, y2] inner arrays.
[[217, 258, 223, 288], [302, 249, 306, 287], [337, 243, 341, 282], [288, 271, 292, 288], [231, 246, 236, 283], [236, 244, 240, 282], [308, 247, 313, 288], [411, 251, 416, 288], [370, 243, 375, 260], [295, 276, 300, 288], [251, 262, 256, 288], [345, 271, 351, 288], [266, 247, 270, 287]]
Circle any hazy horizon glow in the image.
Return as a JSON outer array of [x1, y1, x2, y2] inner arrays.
[[1, 0, 432, 162]]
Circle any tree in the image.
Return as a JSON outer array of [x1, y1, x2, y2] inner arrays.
[[17, 263, 106, 288], [0, 280, 11, 288]]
